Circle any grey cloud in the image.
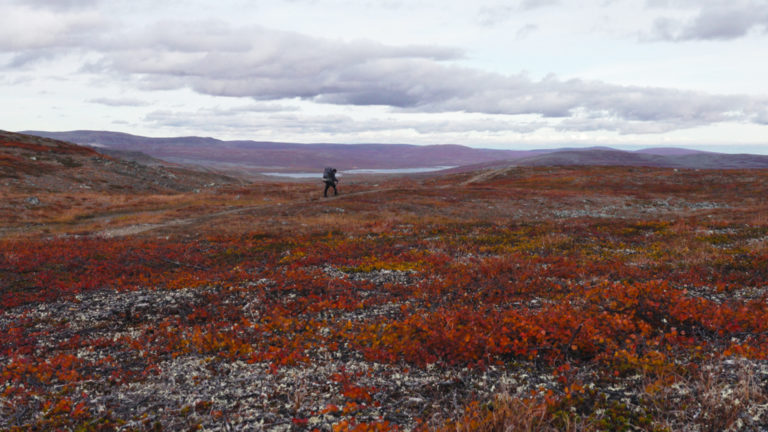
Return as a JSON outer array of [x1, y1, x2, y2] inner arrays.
[[520, 0, 559, 10], [94, 22, 464, 105], [144, 110, 198, 129], [99, 21, 461, 79], [208, 103, 301, 114], [0, 6, 109, 54], [754, 109, 768, 125], [557, 116, 696, 135], [645, 1, 735, 10], [143, 105, 329, 134], [477, 0, 559, 26], [16, 0, 101, 10], [143, 106, 546, 136], [144, 109, 354, 135], [419, 75, 758, 126], [147, 103, 703, 137], [4, 13, 766, 135], [142, 100, 720, 138], [109, 20, 254, 53], [477, 6, 513, 26], [649, 17, 678, 40], [647, 2, 768, 41], [93, 23, 767, 134], [88, 97, 151, 107], [516, 24, 539, 39], [8, 50, 59, 67], [679, 6, 767, 40]]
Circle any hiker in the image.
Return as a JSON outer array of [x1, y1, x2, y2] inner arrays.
[[323, 167, 339, 197]]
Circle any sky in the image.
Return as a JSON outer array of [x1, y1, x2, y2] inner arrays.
[[2, 0, 768, 153]]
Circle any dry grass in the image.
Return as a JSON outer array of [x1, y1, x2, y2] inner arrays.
[[440, 394, 593, 432], [645, 360, 768, 432]]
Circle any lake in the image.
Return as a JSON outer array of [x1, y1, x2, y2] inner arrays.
[[262, 166, 456, 178]]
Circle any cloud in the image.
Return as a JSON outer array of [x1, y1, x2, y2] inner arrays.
[[556, 115, 691, 135], [754, 108, 768, 125], [88, 97, 152, 107], [0, 5, 108, 53], [71, 21, 765, 134], [477, 0, 559, 26], [141, 95, 746, 138], [516, 24, 539, 39], [646, 1, 768, 41], [3, 9, 766, 136], [520, 0, 560, 10], [225, 103, 301, 113], [142, 106, 546, 137], [16, 0, 102, 10]]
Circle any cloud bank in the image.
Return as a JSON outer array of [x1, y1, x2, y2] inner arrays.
[[74, 21, 764, 135], [2, 0, 767, 144], [647, 1, 768, 41]]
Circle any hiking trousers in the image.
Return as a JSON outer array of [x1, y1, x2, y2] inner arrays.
[[324, 181, 337, 197]]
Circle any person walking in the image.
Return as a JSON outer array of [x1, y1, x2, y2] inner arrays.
[[323, 167, 339, 197]]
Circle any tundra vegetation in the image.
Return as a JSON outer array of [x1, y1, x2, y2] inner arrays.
[[2, 161, 768, 431]]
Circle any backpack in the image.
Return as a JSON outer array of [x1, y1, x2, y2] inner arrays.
[[323, 167, 335, 180]]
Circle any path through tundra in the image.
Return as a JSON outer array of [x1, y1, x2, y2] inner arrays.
[[96, 185, 406, 238]]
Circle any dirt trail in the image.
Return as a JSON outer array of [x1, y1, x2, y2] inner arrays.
[[461, 167, 517, 185], [95, 186, 404, 238]]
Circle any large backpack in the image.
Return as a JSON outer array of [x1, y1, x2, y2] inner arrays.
[[323, 167, 335, 180]]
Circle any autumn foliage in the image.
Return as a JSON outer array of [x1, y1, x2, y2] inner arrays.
[[2, 165, 768, 430]]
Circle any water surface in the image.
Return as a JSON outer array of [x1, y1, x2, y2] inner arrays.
[[263, 166, 456, 178]]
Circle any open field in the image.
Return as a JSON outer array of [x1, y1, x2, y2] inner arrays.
[[2, 166, 768, 430]]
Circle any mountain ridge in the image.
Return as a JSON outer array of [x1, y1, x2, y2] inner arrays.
[[21, 129, 768, 171], [23, 130, 522, 171]]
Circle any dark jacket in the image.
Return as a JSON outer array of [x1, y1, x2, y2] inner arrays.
[[324, 169, 338, 184]]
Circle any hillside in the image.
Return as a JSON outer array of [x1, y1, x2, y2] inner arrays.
[[2, 164, 768, 430], [0, 130, 245, 237], [1, 130, 239, 193]]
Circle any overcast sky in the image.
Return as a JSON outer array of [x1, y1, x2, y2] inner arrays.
[[2, 0, 768, 153]]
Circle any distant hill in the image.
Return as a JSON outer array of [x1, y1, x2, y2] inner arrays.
[[1, 130, 239, 193], [511, 148, 768, 169], [20, 130, 768, 172], [634, 147, 709, 156], [23, 130, 527, 172]]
